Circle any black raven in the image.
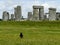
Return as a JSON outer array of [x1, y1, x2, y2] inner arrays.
[[19, 33, 23, 38]]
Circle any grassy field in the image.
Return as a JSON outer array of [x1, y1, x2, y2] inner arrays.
[[0, 21, 60, 45]]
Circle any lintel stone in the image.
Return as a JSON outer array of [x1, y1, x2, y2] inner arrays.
[[49, 8, 56, 11], [33, 6, 43, 9]]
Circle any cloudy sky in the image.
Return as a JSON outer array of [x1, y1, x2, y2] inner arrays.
[[0, 0, 60, 18]]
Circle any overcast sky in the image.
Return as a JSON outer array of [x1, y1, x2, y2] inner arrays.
[[0, 0, 60, 18]]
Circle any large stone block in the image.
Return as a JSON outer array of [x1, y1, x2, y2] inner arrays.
[[33, 6, 44, 21], [33, 6, 44, 9], [2, 11, 9, 21], [28, 12, 32, 21], [39, 7, 44, 20], [33, 8, 39, 21], [14, 6, 22, 21], [11, 14, 14, 20], [56, 12, 60, 20], [49, 8, 56, 21]]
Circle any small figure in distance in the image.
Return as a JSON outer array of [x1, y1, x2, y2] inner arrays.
[[19, 32, 23, 38]]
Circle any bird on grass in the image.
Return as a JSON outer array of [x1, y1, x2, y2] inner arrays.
[[19, 33, 23, 38]]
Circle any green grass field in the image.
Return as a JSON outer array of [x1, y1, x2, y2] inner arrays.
[[0, 21, 60, 45]]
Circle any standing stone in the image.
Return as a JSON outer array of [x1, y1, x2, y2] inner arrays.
[[28, 12, 32, 21], [33, 8, 39, 21], [14, 6, 22, 21], [49, 8, 56, 21], [56, 12, 60, 20], [44, 15, 47, 20], [33, 6, 44, 21], [11, 14, 14, 20], [39, 6, 44, 20], [44, 13, 49, 20], [2, 11, 9, 21]]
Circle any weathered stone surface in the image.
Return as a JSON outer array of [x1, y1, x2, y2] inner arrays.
[[28, 12, 32, 21], [33, 6, 43, 9], [33, 6, 44, 21], [39, 7, 44, 20], [56, 12, 60, 20], [49, 8, 56, 21], [2, 11, 9, 21], [33, 8, 39, 20], [11, 14, 14, 20], [14, 6, 22, 21], [44, 13, 49, 20]]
